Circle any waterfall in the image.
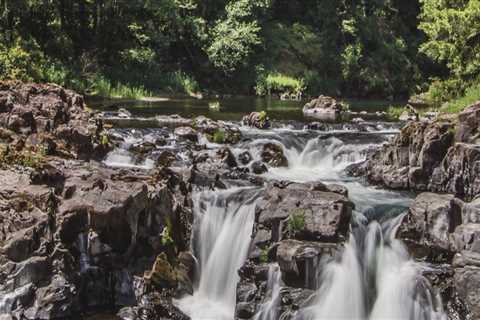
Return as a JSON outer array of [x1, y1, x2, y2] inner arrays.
[[176, 188, 260, 320], [254, 264, 282, 320], [298, 215, 446, 320]]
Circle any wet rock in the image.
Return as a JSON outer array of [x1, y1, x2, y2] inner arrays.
[[144, 253, 178, 289], [303, 96, 347, 121], [174, 127, 198, 142], [276, 240, 337, 289], [366, 120, 455, 191], [258, 183, 353, 242], [261, 143, 288, 167], [398, 192, 462, 262], [429, 143, 480, 200], [217, 147, 237, 168], [238, 151, 253, 165], [451, 224, 480, 253], [456, 101, 480, 144], [242, 112, 271, 129], [156, 150, 176, 167], [251, 161, 268, 175], [453, 251, 480, 319]]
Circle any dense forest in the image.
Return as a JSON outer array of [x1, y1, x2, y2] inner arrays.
[[0, 0, 479, 108]]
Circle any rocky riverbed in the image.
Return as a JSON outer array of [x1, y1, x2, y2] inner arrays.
[[0, 82, 479, 320]]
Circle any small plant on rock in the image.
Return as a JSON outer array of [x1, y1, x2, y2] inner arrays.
[[213, 128, 226, 144], [287, 208, 306, 234]]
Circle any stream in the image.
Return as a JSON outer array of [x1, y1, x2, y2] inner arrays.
[[99, 98, 446, 320]]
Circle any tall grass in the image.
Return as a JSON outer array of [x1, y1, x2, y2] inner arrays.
[[256, 72, 305, 96], [160, 71, 200, 96], [441, 82, 480, 113], [91, 76, 152, 99]]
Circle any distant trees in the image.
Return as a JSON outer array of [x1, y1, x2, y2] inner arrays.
[[0, 0, 478, 100]]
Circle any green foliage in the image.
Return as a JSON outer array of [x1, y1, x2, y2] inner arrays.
[[259, 246, 269, 263], [0, 42, 37, 81], [441, 82, 480, 114], [90, 76, 152, 99], [256, 71, 304, 96], [287, 209, 305, 233], [161, 222, 174, 246], [386, 106, 406, 120], [213, 129, 226, 144]]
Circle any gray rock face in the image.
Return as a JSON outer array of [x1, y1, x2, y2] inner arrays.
[[258, 182, 353, 242], [276, 240, 337, 289], [303, 96, 347, 121], [397, 192, 462, 262], [453, 251, 480, 319], [365, 103, 480, 202]]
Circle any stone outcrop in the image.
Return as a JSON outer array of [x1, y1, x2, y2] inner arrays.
[[303, 95, 347, 121], [398, 192, 480, 319], [0, 82, 192, 319], [235, 181, 353, 319], [242, 112, 271, 129], [0, 81, 109, 160], [364, 102, 480, 200]]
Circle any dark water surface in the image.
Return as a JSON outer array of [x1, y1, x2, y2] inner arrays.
[[89, 96, 404, 121]]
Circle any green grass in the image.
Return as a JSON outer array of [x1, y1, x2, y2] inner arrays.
[[91, 76, 152, 99], [440, 82, 480, 113], [160, 71, 200, 96], [386, 105, 405, 120], [256, 72, 305, 96]]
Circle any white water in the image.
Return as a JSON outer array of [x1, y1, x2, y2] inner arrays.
[[175, 188, 259, 320], [255, 264, 282, 320], [299, 215, 446, 320], [177, 129, 444, 320]]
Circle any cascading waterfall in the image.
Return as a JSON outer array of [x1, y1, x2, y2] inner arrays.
[[254, 264, 282, 320], [176, 188, 260, 320], [178, 128, 445, 320], [298, 214, 446, 320]]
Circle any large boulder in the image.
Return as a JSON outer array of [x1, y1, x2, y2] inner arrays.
[[242, 112, 271, 129], [303, 96, 347, 121], [261, 143, 288, 167], [257, 182, 353, 242], [397, 192, 462, 262], [456, 101, 480, 144], [453, 251, 480, 319]]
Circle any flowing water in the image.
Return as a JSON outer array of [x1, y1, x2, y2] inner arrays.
[[95, 97, 443, 320], [172, 124, 446, 320]]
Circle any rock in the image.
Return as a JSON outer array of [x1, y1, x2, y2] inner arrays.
[[397, 192, 462, 262], [303, 96, 347, 121], [258, 183, 353, 242], [453, 251, 480, 319], [456, 101, 480, 144], [217, 147, 237, 168], [144, 253, 178, 289], [451, 224, 480, 253], [251, 161, 268, 175], [238, 151, 253, 165], [174, 126, 198, 142], [366, 121, 455, 191], [261, 143, 288, 167], [430, 143, 480, 200], [276, 240, 338, 288], [156, 150, 176, 167], [242, 112, 271, 129]]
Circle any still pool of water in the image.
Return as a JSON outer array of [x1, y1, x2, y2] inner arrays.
[[88, 96, 404, 122]]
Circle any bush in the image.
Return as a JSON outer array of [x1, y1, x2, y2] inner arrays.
[[0, 42, 36, 81]]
